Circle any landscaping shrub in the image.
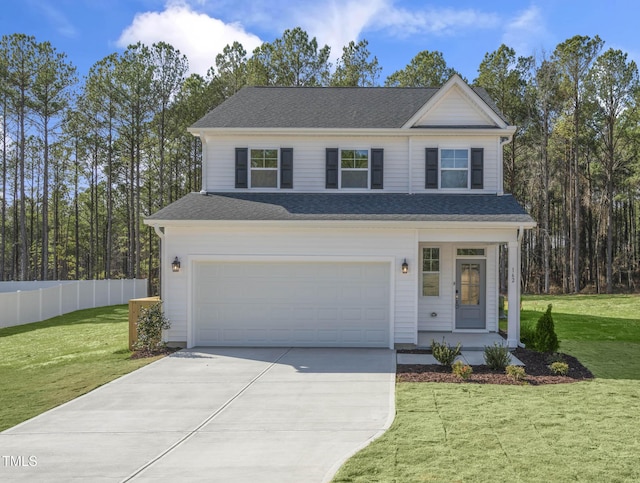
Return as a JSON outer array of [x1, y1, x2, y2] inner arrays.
[[535, 304, 559, 353], [520, 322, 537, 350], [134, 302, 171, 352], [549, 361, 569, 375], [452, 360, 473, 380], [483, 343, 511, 371], [506, 365, 526, 381], [431, 338, 462, 367], [546, 352, 565, 364]]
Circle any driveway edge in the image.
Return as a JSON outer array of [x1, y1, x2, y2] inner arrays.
[[321, 350, 397, 483]]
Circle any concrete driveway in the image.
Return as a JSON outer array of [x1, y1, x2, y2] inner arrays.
[[1, 348, 395, 482]]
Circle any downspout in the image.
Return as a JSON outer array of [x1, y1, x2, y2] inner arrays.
[[498, 136, 511, 196], [153, 224, 167, 343], [408, 136, 413, 194], [153, 225, 165, 303], [199, 135, 208, 194]]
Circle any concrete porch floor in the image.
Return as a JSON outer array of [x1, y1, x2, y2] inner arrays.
[[418, 331, 507, 350], [397, 331, 524, 366]]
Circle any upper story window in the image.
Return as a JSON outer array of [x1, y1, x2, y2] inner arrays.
[[235, 147, 293, 189], [326, 148, 383, 190], [250, 149, 278, 188], [440, 149, 469, 189], [425, 147, 483, 190], [341, 149, 369, 188]]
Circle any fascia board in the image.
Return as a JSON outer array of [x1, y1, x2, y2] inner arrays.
[[144, 219, 537, 230], [189, 126, 517, 138]]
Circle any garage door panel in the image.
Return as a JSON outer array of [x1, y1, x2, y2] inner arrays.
[[193, 262, 390, 347]]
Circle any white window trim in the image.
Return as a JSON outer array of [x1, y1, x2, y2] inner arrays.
[[339, 148, 370, 190], [421, 246, 440, 298], [439, 147, 470, 190], [249, 147, 279, 189], [454, 246, 488, 259]]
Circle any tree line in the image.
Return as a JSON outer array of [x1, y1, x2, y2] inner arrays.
[[0, 28, 638, 294]]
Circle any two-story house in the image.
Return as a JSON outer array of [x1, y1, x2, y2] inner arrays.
[[144, 74, 535, 350]]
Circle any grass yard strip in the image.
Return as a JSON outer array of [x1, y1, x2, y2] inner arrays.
[[520, 294, 640, 342], [333, 380, 640, 483], [506, 294, 640, 379], [0, 305, 162, 432], [336, 294, 640, 481]]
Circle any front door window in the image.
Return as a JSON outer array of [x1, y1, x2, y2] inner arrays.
[[455, 259, 486, 329]]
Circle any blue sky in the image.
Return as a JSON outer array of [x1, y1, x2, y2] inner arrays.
[[0, 0, 638, 82]]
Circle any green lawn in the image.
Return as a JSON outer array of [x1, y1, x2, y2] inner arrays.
[[333, 294, 640, 482], [520, 294, 640, 379], [0, 305, 162, 432]]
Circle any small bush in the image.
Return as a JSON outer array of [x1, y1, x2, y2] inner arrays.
[[549, 361, 569, 375], [506, 365, 526, 381], [134, 302, 171, 352], [546, 353, 565, 364], [535, 304, 559, 353], [431, 338, 462, 367], [452, 360, 473, 380], [483, 343, 511, 371]]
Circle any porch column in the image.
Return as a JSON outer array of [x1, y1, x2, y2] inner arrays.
[[507, 241, 520, 348]]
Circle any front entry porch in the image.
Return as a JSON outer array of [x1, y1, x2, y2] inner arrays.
[[418, 331, 506, 350]]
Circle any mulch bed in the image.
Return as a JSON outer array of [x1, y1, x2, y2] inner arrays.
[[397, 348, 594, 385], [130, 346, 181, 360]]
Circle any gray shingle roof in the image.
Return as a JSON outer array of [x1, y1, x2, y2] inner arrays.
[[146, 192, 534, 224], [190, 85, 508, 129]]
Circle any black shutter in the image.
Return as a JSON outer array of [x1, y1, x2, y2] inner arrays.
[[326, 148, 339, 189], [470, 148, 484, 189], [280, 148, 293, 189], [425, 148, 438, 189], [235, 148, 248, 188], [371, 148, 384, 189]]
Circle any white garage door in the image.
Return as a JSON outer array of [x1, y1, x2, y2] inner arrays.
[[193, 261, 390, 347]]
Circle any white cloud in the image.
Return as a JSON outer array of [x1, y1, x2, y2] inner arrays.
[[294, 0, 387, 60], [375, 4, 500, 38], [502, 6, 550, 56], [116, 1, 262, 76]]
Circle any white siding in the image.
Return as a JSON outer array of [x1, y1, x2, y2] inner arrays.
[[203, 132, 502, 194], [162, 225, 417, 346], [161, 224, 518, 346], [204, 134, 411, 192], [410, 135, 499, 193], [417, 244, 454, 331], [414, 85, 494, 126]]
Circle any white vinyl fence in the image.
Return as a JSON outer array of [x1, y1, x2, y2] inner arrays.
[[0, 279, 148, 328]]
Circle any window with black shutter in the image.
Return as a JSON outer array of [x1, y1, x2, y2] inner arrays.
[[425, 148, 438, 189], [470, 148, 484, 189], [326, 148, 339, 189], [370, 148, 384, 189], [280, 148, 293, 189], [235, 147, 248, 188]]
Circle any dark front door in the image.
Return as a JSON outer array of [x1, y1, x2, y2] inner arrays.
[[455, 259, 486, 329]]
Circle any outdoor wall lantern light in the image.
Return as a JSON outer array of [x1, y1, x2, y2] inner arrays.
[[401, 259, 409, 274], [171, 256, 181, 272]]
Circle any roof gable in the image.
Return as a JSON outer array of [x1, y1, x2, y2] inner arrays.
[[403, 75, 509, 129], [189, 76, 511, 131]]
